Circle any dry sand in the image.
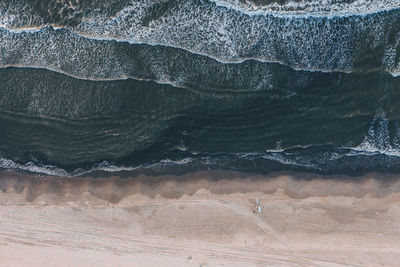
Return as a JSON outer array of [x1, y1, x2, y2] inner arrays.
[[0, 169, 399, 266]]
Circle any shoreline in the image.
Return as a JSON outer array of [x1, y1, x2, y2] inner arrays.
[[0, 169, 399, 266]]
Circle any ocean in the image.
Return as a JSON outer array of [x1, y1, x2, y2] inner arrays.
[[0, 0, 399, 176]]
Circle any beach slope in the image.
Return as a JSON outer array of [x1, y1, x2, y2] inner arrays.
[[0, 170, 399, 266]]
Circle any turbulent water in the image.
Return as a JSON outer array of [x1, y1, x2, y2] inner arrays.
[[0, 0, 400, 176]]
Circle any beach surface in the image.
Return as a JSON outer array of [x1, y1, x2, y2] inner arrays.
[[0, 170, 399, 266]]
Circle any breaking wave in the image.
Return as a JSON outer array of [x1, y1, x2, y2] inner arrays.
[[3, 107, 400, 177], [0, 0, 399, 75], [1, 1, 400, 176], [348, 109, 400, 156], [0, 26, 332, 93]]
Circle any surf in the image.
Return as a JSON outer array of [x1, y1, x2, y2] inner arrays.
[[0, 1, 399, 75]]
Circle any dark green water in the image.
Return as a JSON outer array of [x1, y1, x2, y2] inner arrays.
[[0, 0, 400, 175]]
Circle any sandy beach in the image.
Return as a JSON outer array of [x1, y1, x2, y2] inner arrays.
[[0, 169, 399, 266]]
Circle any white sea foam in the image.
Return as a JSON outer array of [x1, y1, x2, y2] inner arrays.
[[1, 0, 399, 176], [211, 0, 400, 17], [0, 157, 70, 176], [347, 109, 400, 157], [0, 157, 198, 177], [262, 153, 317, 168], [0, 26, 316, 94], [383, 31, 400, 77], [0, 0, 398, 76]]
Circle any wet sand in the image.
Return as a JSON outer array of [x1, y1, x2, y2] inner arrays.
[[0, 169, 399, 266]]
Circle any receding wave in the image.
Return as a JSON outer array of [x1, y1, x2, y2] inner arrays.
[[0, 156, 197, 177], [4, 145, 400, 177], [0, 0, 399, 75]]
